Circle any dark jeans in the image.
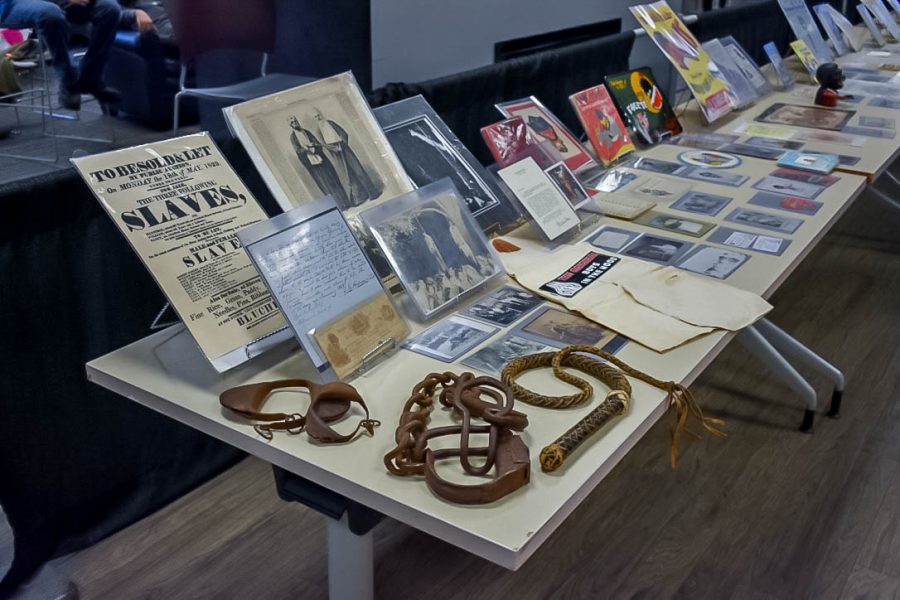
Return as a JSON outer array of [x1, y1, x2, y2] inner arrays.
[[0, 0, 121, 88]]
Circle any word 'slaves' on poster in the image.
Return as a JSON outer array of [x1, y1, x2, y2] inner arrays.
[[72, 133, 288, 372], [630, 0, 736, 123]]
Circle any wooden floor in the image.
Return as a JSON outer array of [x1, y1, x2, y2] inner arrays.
[[58, 186, 900, 599]]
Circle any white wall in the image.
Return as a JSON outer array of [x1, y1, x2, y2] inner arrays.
[[371, 0, 685, 88]]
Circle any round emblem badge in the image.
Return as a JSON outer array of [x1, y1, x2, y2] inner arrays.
[[678, 150, 742, 169]]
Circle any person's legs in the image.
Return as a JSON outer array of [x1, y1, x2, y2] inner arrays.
[[1, 0, 76, 85], [73, 0, 120, 100]]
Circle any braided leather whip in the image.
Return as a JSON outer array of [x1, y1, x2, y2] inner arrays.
[[503, 345, 726, 471]]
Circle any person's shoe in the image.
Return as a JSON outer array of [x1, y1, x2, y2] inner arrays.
[[75, 82, 121, 105], [58, 85, 81, 111]]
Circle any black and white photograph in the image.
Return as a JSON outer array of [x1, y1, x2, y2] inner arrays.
[[670, 190, 733, 216], [752, 176, 825, 199], [461, 334, 553, 375], [403, 315, 497, 362], [588, 226, 642, 252], [382, 116, 500, 216], [639, 211, 715, 237], [743, 136, 805, 150], [748, 191, 823, 215], [707, 227, 790, 256], [459, 286, 542, 326], [630, 156, 686, 175], [592, 168, 638, 192], [718, 143, 787, 161], [858, 115, 895, 129], [725, 208, 803, 233], [544, 162, 590, 208], [518, 306, 619, 348], [676, 245, 750, 279], [680, 166, 750, 187], [628, 176, 692, 202], [224, 72, 412, 214], [622, 234, 694, 264], [362, 180, 501, 320]]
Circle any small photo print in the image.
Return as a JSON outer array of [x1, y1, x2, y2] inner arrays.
[[858, 115, 895, 129], [752, 176, 824, 199], [544, 162, 590, 208], [769, 167, 838, 188], [743, 136, 805, 150], [676, 245, 750, 280], [718, 143, 786, 160], [680, 166, 750, 187], [869, 97, 900, 109], [403, 315, 497, 362], [461, 334, 554, 376], [841, 125, 896, 139], [592, 168, 637, 192], [630, 156, 687, 175], [638, 211, 715, 238], [518, 306, 618, 348], [747, 192, 823, 215], [725, 208, 803, 233], [670, 190, 732, 216], [622, 233, 695, 264], [707, 226, 790, 256], [628, 176, 692, 202], [588, 226, 642, 251], [459, 286, 542, 326]]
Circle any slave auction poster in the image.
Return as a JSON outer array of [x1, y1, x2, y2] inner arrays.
[[72, 133, 286, 371]]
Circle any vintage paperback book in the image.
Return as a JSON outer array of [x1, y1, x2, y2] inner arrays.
[[71, 133, 289, 372], [569, 84, 636, 166], [604, 67, 683, 146]]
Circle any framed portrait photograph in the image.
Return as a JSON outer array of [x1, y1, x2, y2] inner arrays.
[[461, 334, 554, 376], [374, 95, 521, 235], [676, 245, 750, 279], [403, 315, 497, 362], [496, 96, 597, 173], [224, 71, 412, 215], [361, 179, 503, 321], [544, 162, 590, 209], [622, 233, 695, 264], [670, 190, 733, 216], [459, 285, 542, 326], [515, 306, 624, 351], [755, 102, 855, 132]]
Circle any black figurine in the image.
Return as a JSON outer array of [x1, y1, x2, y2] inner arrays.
[[814, 63, 850, 107]]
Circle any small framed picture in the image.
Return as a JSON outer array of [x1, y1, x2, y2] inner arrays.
[[679, 166, 750, 188], [755, 102, 855, 131], [588, 226, 642, 252], [515, 305, 623, 349], [403, 315, 497, 362], [670, 190, 732, 216], [630, 156, 687, 175], [707, 226, 791, 256], [458, 286, 542, 326], [724, 207, 803, 234], [676, 245, 750, 279], [622, 233, 695, 264], [461, 334, 554, 376], [544, 162, 591, 209]]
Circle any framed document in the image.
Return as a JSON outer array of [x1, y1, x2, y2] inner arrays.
[[71, 133, 290, 372], [360, 179, 504, 321], [373, 95, 522, 236], [497, 157, 582, 241], [223, 71, 412, 216], [495, 96, 597, 173], [238, 197, 408, 380]]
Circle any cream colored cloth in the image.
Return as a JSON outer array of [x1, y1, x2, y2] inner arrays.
[[499, 242, 772, 352]]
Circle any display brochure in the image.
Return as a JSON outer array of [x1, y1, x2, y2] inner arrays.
[[636, 211, 716, 238], [756, 102, 855, 131], [373, 95, 521, 235], [622, 233, 696, 265], [812, 4, 849, 55], [721, 36, 773, 97], [702, 38, 760, 108], [707, 226, 791, 256], [71, 133, 289, 372], [238, 198, 408, 380], [764, 42, 796, 90], [776, 151, 839, 174], [402, 315, 497, 362], [495, 96, 597, 173], [724, 207, 803, 233], [862, 0, 900, 41], [603, 67, 683, 146], [461, 333, 554, 376], [676, 245, 750, 280], [224, 72, 411, 216], [630, 0, 736, 122], [777, 0, 834, 61], [497, 157, 582, 240], [458, 285, 542, 326], [360, 179, 503, 321], [569, 84, 636, 166], [790, 40, 821, 82], [858, 4, 887, 47]]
